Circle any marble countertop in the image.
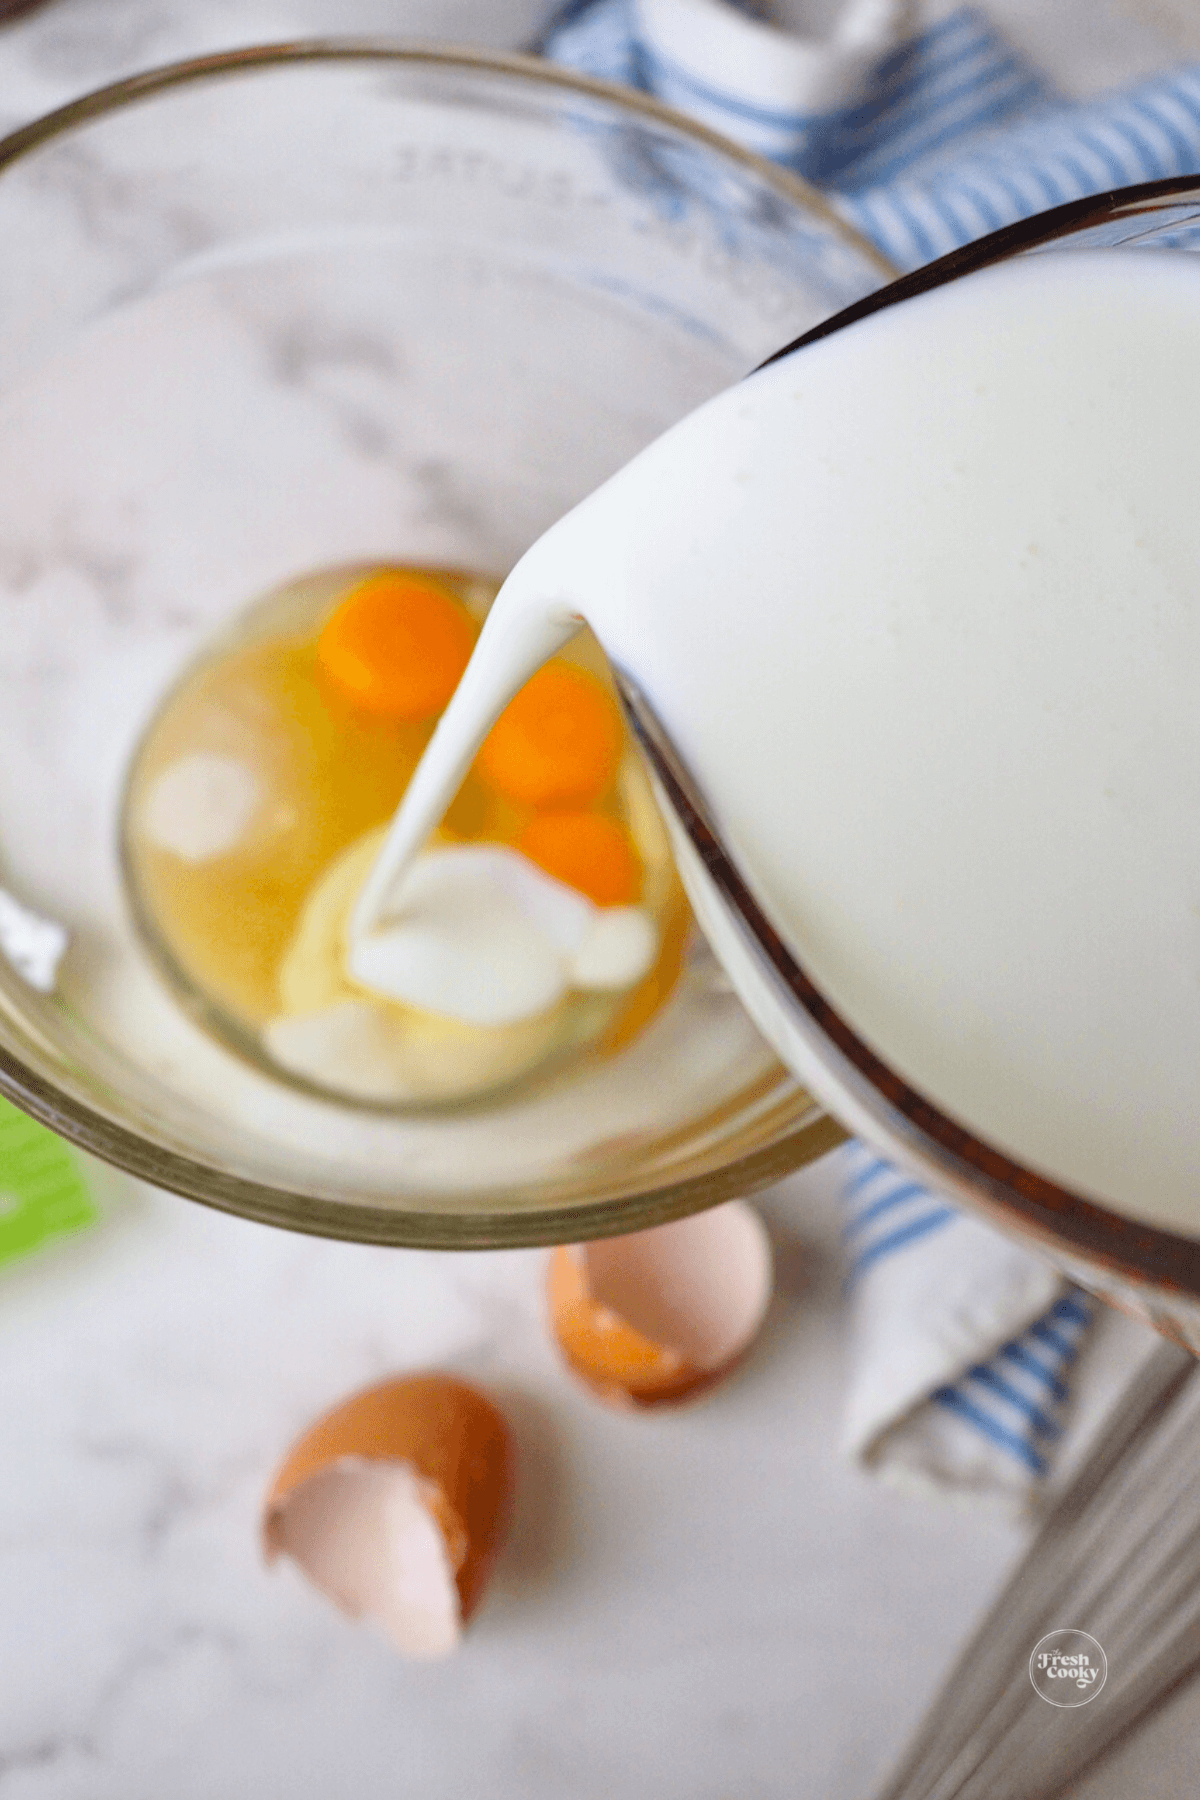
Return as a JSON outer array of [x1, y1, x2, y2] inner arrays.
[[0, 1159, 1028, 1800], [0, 4, 1190, 1798]]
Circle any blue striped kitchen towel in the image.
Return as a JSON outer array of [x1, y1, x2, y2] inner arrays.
[[838, 1144, 1092, 1506], [539, 2, 1200, 271], [538, 0, 1172, 1506]]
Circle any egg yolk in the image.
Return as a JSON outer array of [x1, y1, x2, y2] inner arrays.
[[317, 571, 476, 720], [124, 560, 694, 1109], [517, 812, 641, 907], [475, 661, 622, 807]]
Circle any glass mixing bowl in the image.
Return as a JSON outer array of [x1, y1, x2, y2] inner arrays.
[[0, 44, 889, 1247]]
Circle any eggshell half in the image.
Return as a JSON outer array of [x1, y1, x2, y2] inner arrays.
[[547, 1201, 773, 1408], [263, 1374, 513, 1657]]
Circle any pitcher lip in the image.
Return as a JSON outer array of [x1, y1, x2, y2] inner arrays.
[[756, 171, 1200, 375]]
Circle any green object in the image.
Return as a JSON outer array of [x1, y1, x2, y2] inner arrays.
[[0, 1096, 98, 1266]]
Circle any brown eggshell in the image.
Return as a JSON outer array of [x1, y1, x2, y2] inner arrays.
[[263, 1373, 513, 1655], [547, 1200, 773, 1409]]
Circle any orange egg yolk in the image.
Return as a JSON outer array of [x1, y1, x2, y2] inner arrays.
[[317, 572, 476, 721], [475, 661, 622, 808], [518, 812, 641, 907]]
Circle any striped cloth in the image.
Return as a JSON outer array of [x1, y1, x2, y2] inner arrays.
[[539, 3, 1200, 270], [538, 0, 1174, 1505], [838, 1144, 1092, 1503]]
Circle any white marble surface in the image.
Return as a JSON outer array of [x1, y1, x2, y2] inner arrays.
[[1, 1155, 1035, 1800], [0, 3, 1190, 1798]]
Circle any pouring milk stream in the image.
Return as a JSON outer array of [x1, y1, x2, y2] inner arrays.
[[352, 249, 1200, 1232]]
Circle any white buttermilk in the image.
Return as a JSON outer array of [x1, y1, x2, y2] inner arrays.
[[365, 250, 1200, 1228]]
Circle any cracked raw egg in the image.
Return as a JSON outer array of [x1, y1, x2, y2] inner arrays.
[[547, 1200, 773, 1408], [122, 561, 691, 1108], [262, 1373, 514, 1658]]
